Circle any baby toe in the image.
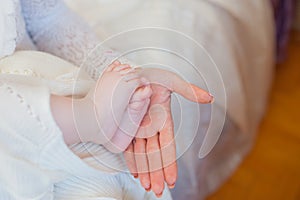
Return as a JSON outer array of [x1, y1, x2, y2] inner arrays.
[[119, 67, 135, 74], [122, 72, 141, 82], [131, 86, 152, 103], [113, 64, 131, 72]]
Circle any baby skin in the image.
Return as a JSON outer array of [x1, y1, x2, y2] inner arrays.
[[54, 60, 213, 151], [84, 61, 213, 153], [53, 60, 213, 152], [85, 61, 153, 151]]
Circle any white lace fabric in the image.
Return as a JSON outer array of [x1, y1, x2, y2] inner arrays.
[[20, 0, 134, 81]]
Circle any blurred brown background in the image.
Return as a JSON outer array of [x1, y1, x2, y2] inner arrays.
[[207, 11, 300, 200]]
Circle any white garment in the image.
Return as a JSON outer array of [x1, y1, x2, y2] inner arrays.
[[0, 0, 172, 199], [0, 51, 172, 200], [0, 0, 16, 57]]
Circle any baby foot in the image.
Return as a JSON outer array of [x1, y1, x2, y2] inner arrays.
[[103, 85, 152, 153], [82, 63, 213, 148], [103, 65, 215, 153], [84, 61, 149, 144]]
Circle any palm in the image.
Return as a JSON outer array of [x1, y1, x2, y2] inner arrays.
[[124, 84, 177, 197], [123, 68, 213, 197]]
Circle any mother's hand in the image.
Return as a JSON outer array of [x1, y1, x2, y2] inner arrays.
[[124, 67, 214, 197], [124, 84, 176, 197]]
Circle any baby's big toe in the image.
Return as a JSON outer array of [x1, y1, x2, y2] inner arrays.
[[107, 62, 131, 72], [131, 86, 152, 102], [129, 86, 152, 111]]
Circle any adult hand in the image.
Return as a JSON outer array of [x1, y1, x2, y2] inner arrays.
[[123, 67, 213, 197], [124, 84, 176, 197]]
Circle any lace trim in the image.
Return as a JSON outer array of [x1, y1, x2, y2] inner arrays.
[[0, 68, 93, 96], [0, 68, 38, 76], [21, 0, 136, 81]]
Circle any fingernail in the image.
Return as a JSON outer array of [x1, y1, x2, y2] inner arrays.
[[144, 183, 151, 191], [156, 191, 163, 198], [209, 93, 214, 103], [145, 186, 151, 192], [202, 93, 214, 103], [168, 183, 175, 189], [166, 173, 177, 187]]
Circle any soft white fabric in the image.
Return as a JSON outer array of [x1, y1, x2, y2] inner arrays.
[[0, 0, 172, 199], [0, 51, 172, 200], [0, 0, 36, 57], [0, 0, 16, 58]]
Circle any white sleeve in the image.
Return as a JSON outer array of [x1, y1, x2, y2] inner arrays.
[[0, 77, 57, 199], [0, 75, 106, 199], [20, 0, 134, 81], [0, 75, 159, 199]]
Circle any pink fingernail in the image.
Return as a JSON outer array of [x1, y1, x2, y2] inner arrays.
[[156, 192, 163, 198], [132, 174, 138, 178], [203, 93, 214, 103], [209, 93, 214, 103], [145, 182, 151, 191], [168, 183, 175, 189]]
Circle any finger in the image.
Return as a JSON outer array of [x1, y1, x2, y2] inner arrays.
[[124, 142, 138, 178], [134, 138, 151, 191], [137, 68, 214, 103], [159, 101, 178, 188], [147, 134, 165, 197]]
